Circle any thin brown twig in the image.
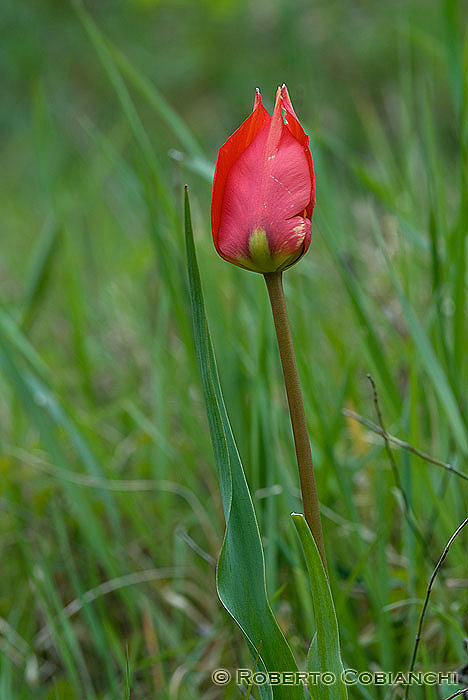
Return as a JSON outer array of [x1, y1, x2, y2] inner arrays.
[[404, 516, 468, 700], [342, 408, 468, 483], [444, 689, 468, 700]]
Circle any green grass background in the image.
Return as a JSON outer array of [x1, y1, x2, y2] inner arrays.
[[1, 0, 468, 697]]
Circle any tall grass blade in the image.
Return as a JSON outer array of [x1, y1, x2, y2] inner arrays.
[[21, 217, 61, 331], [109, 42, 205, 160], [373, 219, 468, 454], [73, 0, 176, 224]]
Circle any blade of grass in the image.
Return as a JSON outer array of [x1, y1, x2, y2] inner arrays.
[[73, 0, 177, 225], [316, 213, 400, 414], [371, 213, 468, 455], [109, 42, 205, 160], [21, 217, 61, 332]]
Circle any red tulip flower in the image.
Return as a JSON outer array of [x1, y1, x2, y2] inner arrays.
[[208, 86, 326, 569], [211, 85, 315, 274]]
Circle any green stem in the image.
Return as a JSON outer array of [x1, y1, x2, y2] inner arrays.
[[264, 270, 327, 574]]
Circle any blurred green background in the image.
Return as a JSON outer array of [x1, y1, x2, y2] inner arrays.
[[2, 0, 468, 698]]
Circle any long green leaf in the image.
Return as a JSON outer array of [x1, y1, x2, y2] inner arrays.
[[292, 514, 347, 700], [184, 188, 304, 699]]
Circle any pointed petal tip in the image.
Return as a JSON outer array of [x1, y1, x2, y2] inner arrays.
[[253, 87, 263, 110], [280, 84, 298, 118]]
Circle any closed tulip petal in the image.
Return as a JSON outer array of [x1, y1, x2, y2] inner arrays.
[[211, 90, 270, 252], [280, 84, 315, 218], [211, 86, 315, 273]]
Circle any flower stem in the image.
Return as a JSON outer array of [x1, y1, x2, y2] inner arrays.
[[264, 270, 327, 574]]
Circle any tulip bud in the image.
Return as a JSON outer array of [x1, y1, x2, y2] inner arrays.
[[211, 85, 315, 274]]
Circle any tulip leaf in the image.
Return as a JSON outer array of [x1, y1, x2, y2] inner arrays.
[[291, 514, 348, 700], [184, 189, 304, 700]]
